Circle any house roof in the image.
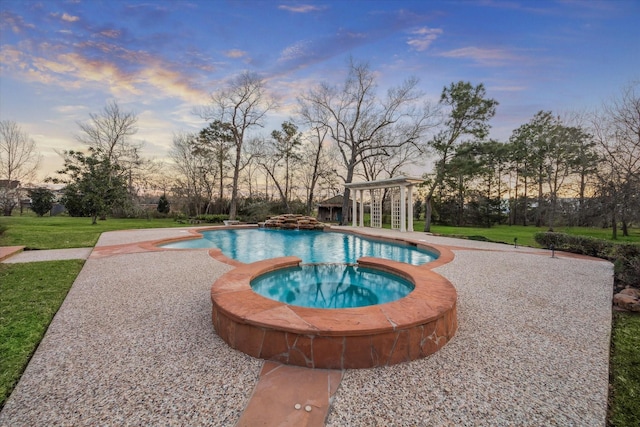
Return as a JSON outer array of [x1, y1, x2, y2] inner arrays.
[[0, 180, 20, 189], [344, 175, 424, 190], [318, 195, 354, 207]]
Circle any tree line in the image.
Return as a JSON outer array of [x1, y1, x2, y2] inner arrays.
[[1, 60, 638, 237]]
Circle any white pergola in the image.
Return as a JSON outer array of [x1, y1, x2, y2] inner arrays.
[[344, 176, 424, 232]]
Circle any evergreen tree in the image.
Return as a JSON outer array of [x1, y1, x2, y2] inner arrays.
[[422, 81, 498, 232], [157, 194, 170, 214], [50, 148, 128, 224], [28, 187, 54, 216]]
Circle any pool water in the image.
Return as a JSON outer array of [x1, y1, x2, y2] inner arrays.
[[162, 229, 436, 265], [250, 264, 415, 309]]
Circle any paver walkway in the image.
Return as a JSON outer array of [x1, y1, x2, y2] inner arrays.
[[0, 226, 613, 426], [1, 247, 92, 263], [0, 246, 24, 261]]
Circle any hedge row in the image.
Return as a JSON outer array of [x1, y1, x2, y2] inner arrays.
[[192, 214, 229, 223], [534, 232, 640, 288]]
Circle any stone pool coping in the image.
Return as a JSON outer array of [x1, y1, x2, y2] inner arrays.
[[210, 256, 457, 369]]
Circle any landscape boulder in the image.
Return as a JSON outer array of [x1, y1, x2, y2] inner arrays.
[[613, 287, 640, 312], [263, 214, 326, 230]]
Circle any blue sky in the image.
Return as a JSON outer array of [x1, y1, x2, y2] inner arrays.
[[1, 0, 638, 179]]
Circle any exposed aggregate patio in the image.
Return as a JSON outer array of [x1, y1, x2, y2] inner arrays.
[[0, 226, 613, 426]]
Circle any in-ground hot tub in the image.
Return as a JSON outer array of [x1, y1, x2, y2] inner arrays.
[[211, 254, 457, 369]]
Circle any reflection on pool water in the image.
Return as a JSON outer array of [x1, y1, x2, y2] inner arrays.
[[251, 264, 415, 309], [162, 228, 436, 265]]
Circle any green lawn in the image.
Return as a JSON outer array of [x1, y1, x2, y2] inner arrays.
[[412, 222, 640, 247], [0, 215, 184, 249], [0, 216, 638, 424], [0, 260, 85, 407], [609, 312, 640, 426]]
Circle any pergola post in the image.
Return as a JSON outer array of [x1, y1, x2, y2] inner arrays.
[[369, 189, 373, 227], [351, 192, 357, 227], [400, 185, 407, 232], [358, 189, 364, 227], [407, 185, 414, 232]]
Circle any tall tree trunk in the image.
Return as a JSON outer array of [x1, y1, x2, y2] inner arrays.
[[548, 194, 556, 232], [229, 143, 242, 220], [306, 189, 314, 216], [486, 180, 492, 228], [340, 165, 356, 225], [457, 175, 464, 226], [218, 155, 224, 201], [511, 171, 519, 226], [578, 173, 586, 226], [341, 188, 351, 225], [522, 175, 528, 226], [536, 167, 543, 227], [424, 194, 433, 232]]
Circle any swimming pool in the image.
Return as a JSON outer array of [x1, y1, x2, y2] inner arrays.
[[161, 228, 437, 265]]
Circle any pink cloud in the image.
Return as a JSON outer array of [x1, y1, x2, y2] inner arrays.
[[2, 11, 35, 33], [99, 29, 121, 38], [2, 44, 207, 103], [278, 4, 325, 13], [61, 13, 79, 22], [224, 49, 247, 59], [438, 46, 520, 66]]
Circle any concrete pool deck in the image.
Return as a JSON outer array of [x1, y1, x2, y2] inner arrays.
[[0, 226, 613, 426]]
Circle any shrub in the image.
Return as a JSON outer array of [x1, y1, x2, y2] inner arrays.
[[28, 187, 55, 217], [238, 200, 306, 223], [193, 214, 229, 223], [534, 232, 640, 289], [613, 244, 640, 289], [533, 232, 570, 252], [172, 213, 188, 224], [157, 195, 170, 214]]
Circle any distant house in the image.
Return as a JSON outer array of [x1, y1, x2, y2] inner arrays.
[[317, 195, 358, 223], [0, 180, 20, 190], [0, 180, 21, 215]]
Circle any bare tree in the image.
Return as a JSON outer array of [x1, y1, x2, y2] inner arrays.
[[298, 125, 337, 215], [76, 101, 149, 216], [0, 120, 40, 215], [77, 101, 140, 164], [257, 121, 302, 212], [359, 140, 422, 182], [592, 82, 640, 238], [170, 132, 216, 216], [201, 72, 275, 219], [194, 121, 234, 203], [298, 59, 435, 224]]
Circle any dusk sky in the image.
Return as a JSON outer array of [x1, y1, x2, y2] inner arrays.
[[1, 0, 639, 181]]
